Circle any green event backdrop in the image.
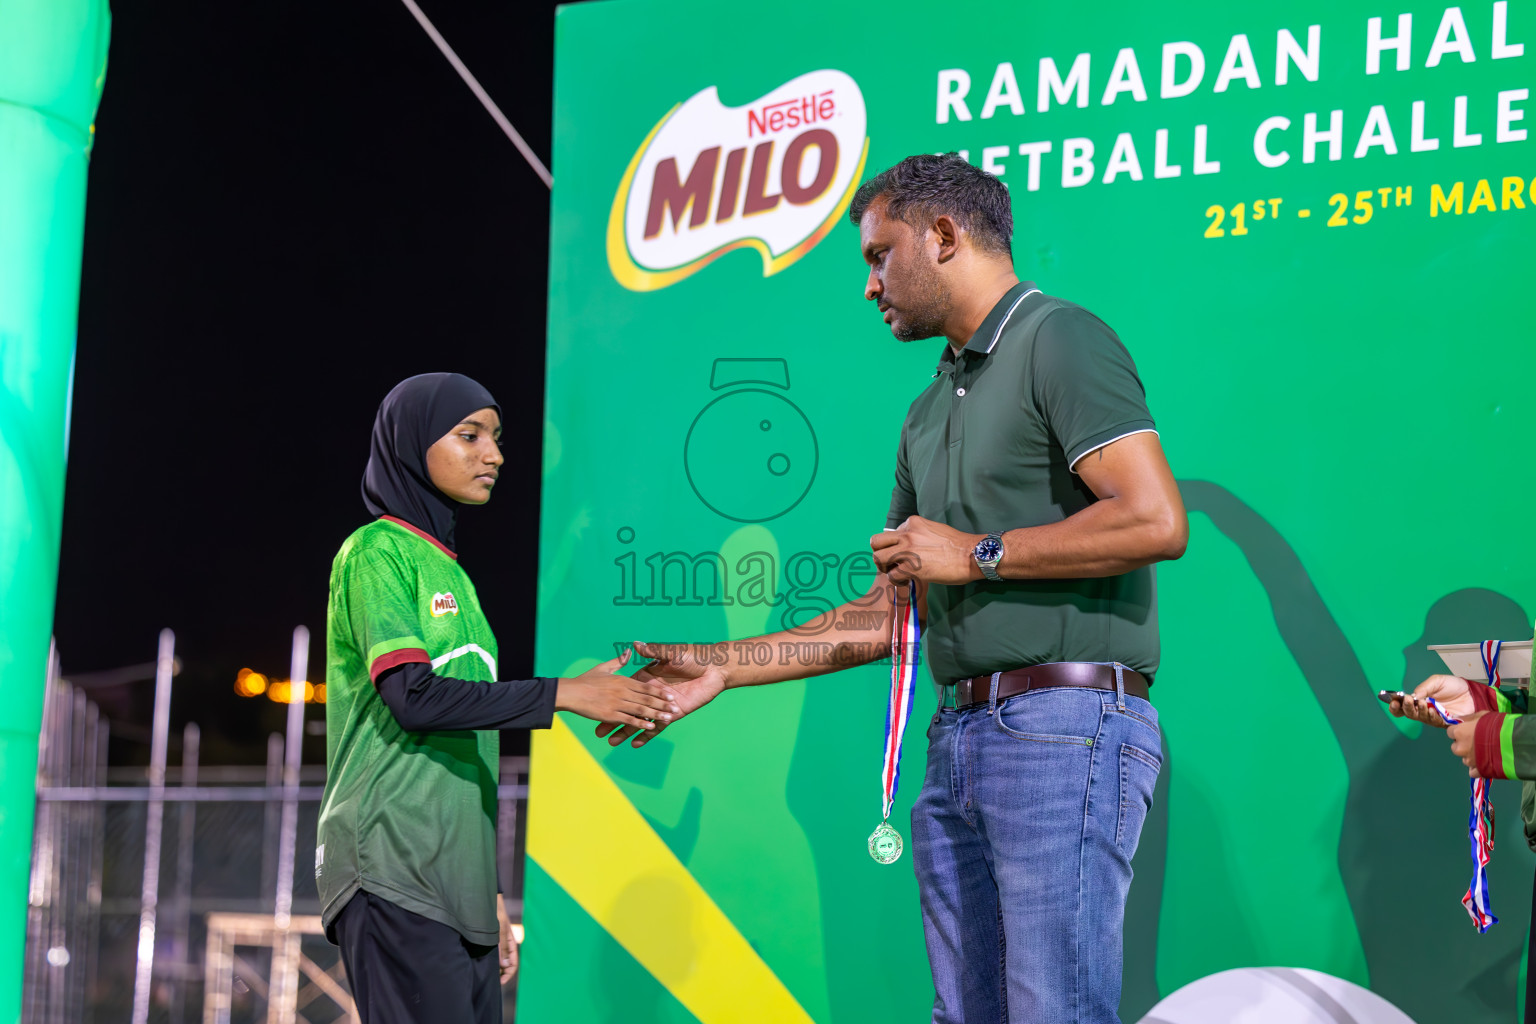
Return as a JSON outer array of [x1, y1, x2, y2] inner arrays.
[[527, 0, 1536, 1021], [0, 0, 110, 1018]]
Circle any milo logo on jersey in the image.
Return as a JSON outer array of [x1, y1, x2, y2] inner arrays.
[[430, 592, 459, 617], [607, 69, 869, 292]]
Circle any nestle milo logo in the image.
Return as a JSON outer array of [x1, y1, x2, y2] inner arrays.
[[747, 89, 837, 137], [608, 69, 869, 292]]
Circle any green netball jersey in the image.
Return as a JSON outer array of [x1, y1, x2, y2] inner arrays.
[[316, 515, 501, 945]]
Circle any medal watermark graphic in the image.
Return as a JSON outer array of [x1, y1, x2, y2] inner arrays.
[[684, 358, 817, 524]]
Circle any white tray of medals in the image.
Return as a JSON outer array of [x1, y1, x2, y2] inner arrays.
[[1430, 640, 1533, 688]]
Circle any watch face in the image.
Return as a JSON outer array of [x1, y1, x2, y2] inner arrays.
[[974, 536, 1003, 563]]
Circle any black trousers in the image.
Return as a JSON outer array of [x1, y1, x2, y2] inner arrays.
[[334, 890, 502, 1024], [1528, 865, 1536, 1024]]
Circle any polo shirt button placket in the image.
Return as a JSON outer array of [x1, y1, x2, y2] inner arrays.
[[948, 370, 966, 455]]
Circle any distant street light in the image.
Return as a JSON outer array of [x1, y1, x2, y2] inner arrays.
[[233, 667, 323, 704], [233, 668, 267, 697]]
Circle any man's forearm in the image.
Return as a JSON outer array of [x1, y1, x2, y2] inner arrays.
[[994, 495, 1186, 580], [602, 577, 914, 749], [700, 586, 898, 688]]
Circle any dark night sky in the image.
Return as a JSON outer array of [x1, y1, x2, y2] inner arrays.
[[57, 0, 574, 764]]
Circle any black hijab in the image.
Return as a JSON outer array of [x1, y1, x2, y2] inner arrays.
[[361, 373, 501, 553]]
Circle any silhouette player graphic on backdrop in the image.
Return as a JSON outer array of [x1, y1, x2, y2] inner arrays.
[[1120, 481, 1530, 1023]]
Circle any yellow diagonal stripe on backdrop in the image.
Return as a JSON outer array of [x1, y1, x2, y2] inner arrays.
[[527, 717, 815, 1024]]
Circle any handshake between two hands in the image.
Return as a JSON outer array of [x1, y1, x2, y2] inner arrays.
[[550, 643, 729, 750], [557, 516, 970, 750], [1386, 674, 1492, 777]]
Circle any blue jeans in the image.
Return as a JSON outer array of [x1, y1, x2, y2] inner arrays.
[[912, 684, 1162, 1024]]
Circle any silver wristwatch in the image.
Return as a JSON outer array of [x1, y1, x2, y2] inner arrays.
[[973, 531, 1004, 581]]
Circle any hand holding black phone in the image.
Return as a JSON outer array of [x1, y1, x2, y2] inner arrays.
[[1378, 689, 1446, 725]]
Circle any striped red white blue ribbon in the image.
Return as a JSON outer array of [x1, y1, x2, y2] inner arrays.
[[1482, 640, 1503, 687], [1427, 642, 1501, 933], [881, 581, 920, 822], [1460, 775, 1498, 932]]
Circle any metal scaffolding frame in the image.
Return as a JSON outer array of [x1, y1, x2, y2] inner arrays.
[[201, 914, 357, 1024], [23, 630, 532, 1022]]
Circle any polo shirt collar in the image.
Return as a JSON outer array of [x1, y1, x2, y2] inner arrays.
[[936, 281, 1040, 373]]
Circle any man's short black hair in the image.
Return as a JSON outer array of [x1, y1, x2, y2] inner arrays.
[[848, 153, 1013, 258]]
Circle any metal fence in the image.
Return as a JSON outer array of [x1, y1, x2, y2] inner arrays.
[[23, 635, 531, 1023]]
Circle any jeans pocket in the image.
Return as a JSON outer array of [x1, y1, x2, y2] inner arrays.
[[992, 691, 1097, 745], [1116, 697, 1161, 742], [1117, 743, 1161, 856]]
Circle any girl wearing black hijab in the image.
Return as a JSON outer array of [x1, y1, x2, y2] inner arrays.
[[316, 373, 677, 1023]]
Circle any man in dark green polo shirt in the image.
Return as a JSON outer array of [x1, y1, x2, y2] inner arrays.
[[602, 153, 1187, 1024]]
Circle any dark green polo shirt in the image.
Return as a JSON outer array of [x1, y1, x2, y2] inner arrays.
[[886, 281, 1160, 683]]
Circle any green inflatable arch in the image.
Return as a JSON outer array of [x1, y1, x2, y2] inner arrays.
[[0, 0, 110, 1014]]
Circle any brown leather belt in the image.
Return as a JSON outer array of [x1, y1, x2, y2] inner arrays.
[[948, 662, 1150, 710]]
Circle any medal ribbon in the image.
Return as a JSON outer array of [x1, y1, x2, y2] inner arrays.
[[1482, 640, 1503, 687], [1426, 640, 1502, 933], [881, 581, 920, 822]]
